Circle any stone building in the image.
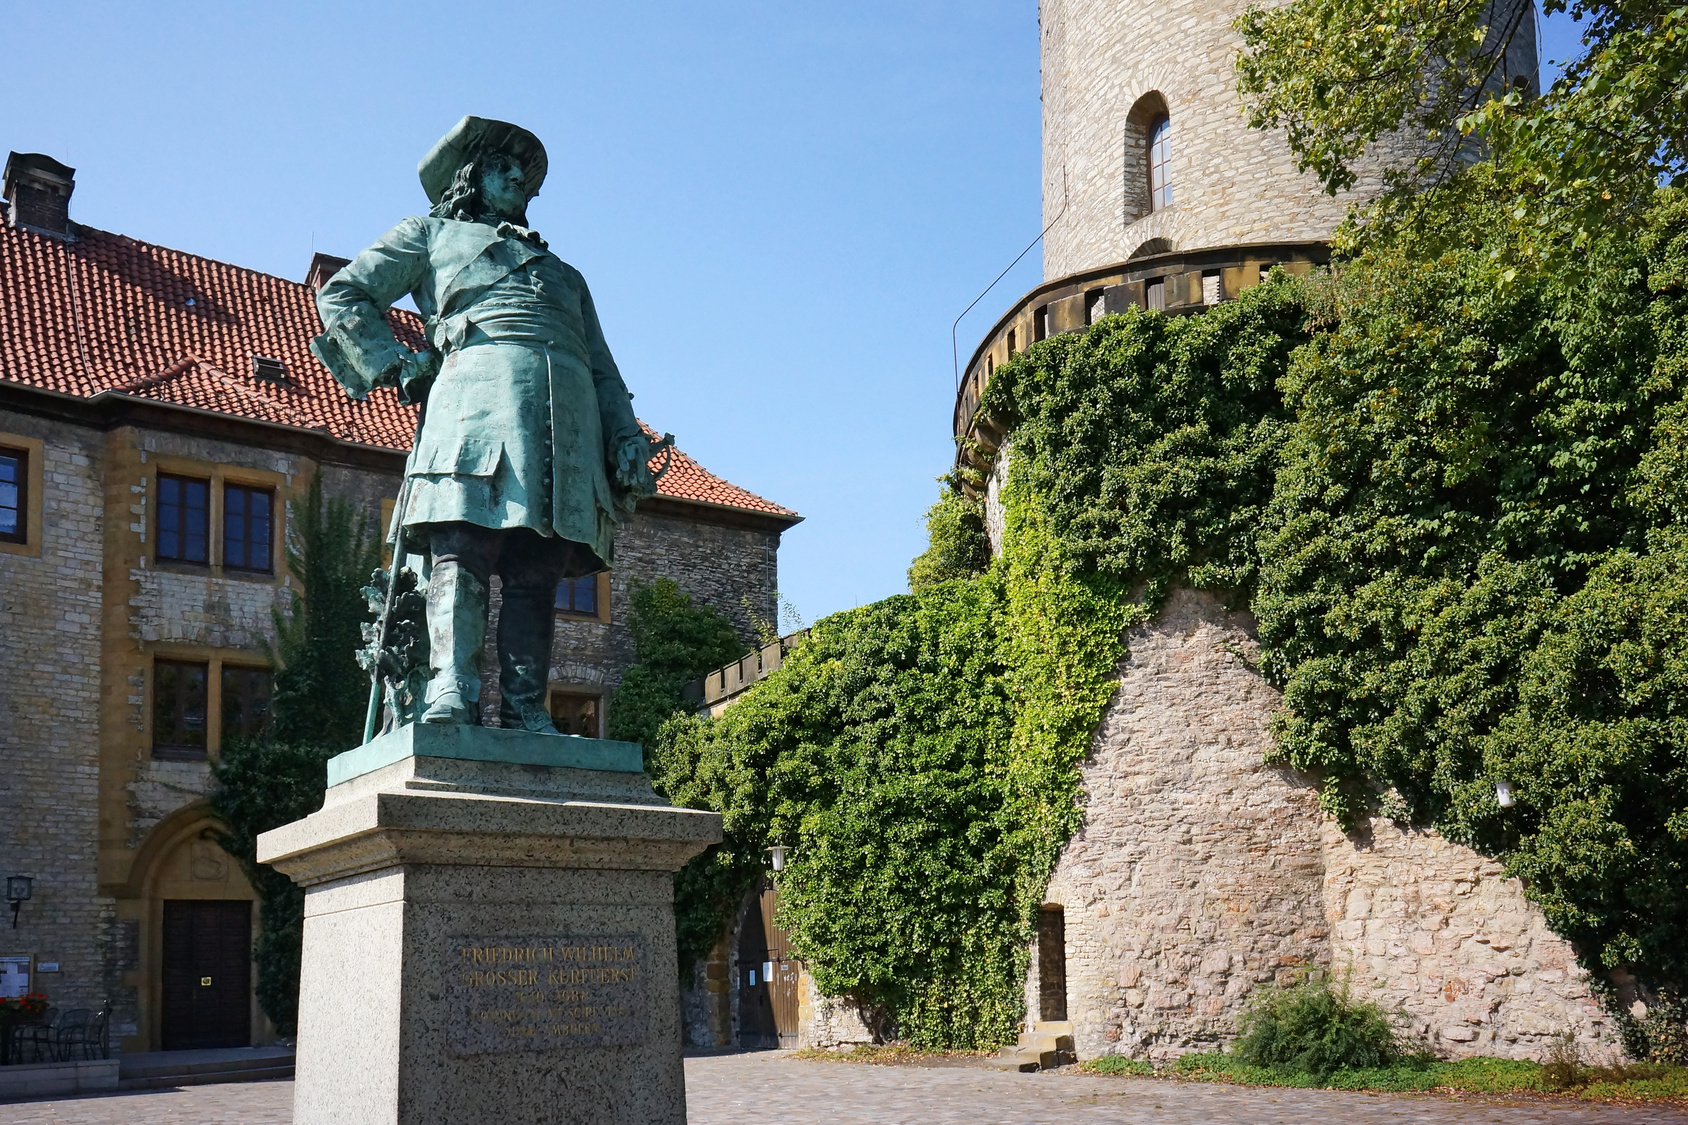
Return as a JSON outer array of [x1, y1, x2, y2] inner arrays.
[[0, 150, 798, 1056], [945, 1, 1613, 1065]]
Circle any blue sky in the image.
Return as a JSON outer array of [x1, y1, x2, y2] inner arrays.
[[8, 2, 1582, 627]]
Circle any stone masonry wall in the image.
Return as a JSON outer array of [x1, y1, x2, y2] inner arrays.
[[481, 507, 783, 728], [0, 408, 113, 1019], [1041, 587, 1614, 1063]]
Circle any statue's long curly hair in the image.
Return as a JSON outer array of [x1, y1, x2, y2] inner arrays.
[[429, 152, 526, 223]]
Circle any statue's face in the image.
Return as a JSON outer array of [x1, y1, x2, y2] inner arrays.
[[478, 155, 528, 221]]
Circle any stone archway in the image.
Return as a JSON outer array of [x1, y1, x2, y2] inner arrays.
[[111, 801, 266, 1052]]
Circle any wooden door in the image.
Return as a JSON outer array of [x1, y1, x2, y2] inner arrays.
[[759, 888, 800, 1047], [1037, 905, 1067, 1022], [736, 882, 800, 1049], [161, 900, 252, 1049]]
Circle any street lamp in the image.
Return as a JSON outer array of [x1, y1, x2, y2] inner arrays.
[[766, 845, 792, 872], [1495, 780, 1515, 808], [6, 876, 33, 929]]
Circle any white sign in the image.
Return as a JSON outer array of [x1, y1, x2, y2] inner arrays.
[[37, 962, 59, 973], [0, 955, 30, 999]]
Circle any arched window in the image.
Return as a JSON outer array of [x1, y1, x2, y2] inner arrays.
[[1148, 115, 1172, 211]]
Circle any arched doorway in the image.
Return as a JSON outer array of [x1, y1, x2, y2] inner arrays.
[[735, 881, 798, 1049]]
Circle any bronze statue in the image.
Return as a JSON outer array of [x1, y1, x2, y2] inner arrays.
[[314, 116, 664, 736]]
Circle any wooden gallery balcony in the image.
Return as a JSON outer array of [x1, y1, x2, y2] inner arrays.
[[952, 242, 1328, 473]]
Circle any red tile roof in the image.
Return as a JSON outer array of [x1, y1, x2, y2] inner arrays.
[[0, 221, 797, 521]]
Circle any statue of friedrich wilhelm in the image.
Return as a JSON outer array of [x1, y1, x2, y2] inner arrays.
[[313, 116, 663, 738]]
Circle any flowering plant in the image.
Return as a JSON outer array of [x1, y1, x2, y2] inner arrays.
[[0, 993, 48, 1018]]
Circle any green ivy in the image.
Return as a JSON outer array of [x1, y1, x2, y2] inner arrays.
[[650, 280, 1313, 1046], [606, 578, 748, 757]]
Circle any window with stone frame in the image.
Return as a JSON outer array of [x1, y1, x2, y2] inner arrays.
[[222, 483, 274, 572], [220, 665, 272, 744], [156, 473, 210, 564], [548, 690, 601, 738], [0, 447, 25, 544], [153, 659, 210, 760], [555, 574, 599, 617]]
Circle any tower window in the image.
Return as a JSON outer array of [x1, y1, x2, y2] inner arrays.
[[1148, 116, 1172, 211]]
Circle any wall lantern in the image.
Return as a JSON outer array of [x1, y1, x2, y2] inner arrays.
[[6, 875, 33, 929], [766, 845, 792, 872], [1495, 780, 1515, 809]]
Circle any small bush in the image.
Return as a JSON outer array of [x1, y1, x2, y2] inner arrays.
[[1082, 1055, 1153, 1076], [1233, 978, 1407, 1079], [1542, 1029, 1582, 1089]]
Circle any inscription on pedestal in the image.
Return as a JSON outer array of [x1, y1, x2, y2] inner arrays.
[[448, 935, 646, 1056]]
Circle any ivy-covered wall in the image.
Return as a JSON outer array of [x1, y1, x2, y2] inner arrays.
[[647, 182, 1688, 1052]]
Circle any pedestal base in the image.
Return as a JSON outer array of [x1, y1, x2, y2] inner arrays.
[[256, 725, 722, 1125]]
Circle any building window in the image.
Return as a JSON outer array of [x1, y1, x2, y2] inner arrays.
[[154, 659, 210, 760], [555, 574, 599, 617], [1148, 115, 1172, 211], [1147, 278, 1166, 312], [549, 691, 601, 738], [157, 474, 210, 564], [223, 484, 273, 572], [1086, 288, 1106, 325], [1006, 328, 1017, 355], [0, 447, 25, 544], [221, 665, 272, 744]]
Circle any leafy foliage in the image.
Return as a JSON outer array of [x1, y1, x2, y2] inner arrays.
[[1253, 187, 1688, 979], [208, 473, 377, 1034], [1236, 0, 1688, 260], [651, 281, 1310, 1047], [1170, 1051, 1688, 1099], [1235, 0, 1535, 195], [1233, 978, 1411, 1079], [907, 477, 990, 590], [606, 578, 748, 755]]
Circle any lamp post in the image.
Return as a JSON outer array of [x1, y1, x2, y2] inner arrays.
[[6, 876, 33, 929], [765, 845, 791, 872]]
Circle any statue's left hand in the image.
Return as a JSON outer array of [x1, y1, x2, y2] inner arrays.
[[613, 434, 657, 496]]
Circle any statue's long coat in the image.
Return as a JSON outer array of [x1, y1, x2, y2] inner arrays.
[[314, 215, 642, 569]]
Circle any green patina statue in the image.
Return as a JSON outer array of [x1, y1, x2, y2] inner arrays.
[[314, 116, 663, 734]]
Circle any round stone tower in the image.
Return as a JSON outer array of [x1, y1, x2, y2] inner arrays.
[[1040, 0, 1365, 279]]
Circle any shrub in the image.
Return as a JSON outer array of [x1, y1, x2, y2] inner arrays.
[[1233, 978, 1408, 1079], [1083, 1054, 1153, 1076]]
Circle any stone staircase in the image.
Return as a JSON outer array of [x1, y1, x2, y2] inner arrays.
[[985, 1021, 1075, 1071]]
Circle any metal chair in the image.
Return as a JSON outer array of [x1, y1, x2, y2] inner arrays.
[[13, 1006, 56, 1063], [53, 1008, 94, 1062]]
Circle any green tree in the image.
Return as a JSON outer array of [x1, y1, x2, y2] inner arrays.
[[606, 579, 748, 754], [1236, 0, 1688, 258], [208, 472, 378, 1034]]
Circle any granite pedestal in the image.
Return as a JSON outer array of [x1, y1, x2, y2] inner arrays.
[[255, 724, 722, 1125]]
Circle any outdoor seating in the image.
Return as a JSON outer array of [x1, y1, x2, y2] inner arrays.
[[11, 1005, 57, 1064], [53, 1008, 94, 1061]]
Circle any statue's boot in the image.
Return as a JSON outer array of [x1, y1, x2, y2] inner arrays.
[[420, 559, 489, 724], [498, 567, 563, 735]]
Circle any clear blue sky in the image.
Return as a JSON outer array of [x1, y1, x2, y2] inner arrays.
[[8, 2, 1581, 627]]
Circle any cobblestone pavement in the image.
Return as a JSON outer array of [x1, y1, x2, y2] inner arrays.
[[8, 1053, 1688, 1123]]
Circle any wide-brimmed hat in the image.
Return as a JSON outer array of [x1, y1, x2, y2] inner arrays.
[[417, 116, 548, 206]]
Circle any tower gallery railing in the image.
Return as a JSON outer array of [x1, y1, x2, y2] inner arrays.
[[953, 242, 1329, 472]]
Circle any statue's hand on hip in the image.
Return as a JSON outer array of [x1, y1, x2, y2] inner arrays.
[[395, 349, 439, 407]]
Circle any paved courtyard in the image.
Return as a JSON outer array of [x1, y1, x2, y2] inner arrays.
[[7, 1052, 1688, 1124]]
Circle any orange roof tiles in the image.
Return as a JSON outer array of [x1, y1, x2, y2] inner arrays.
[[0, 221, 796, 521]]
